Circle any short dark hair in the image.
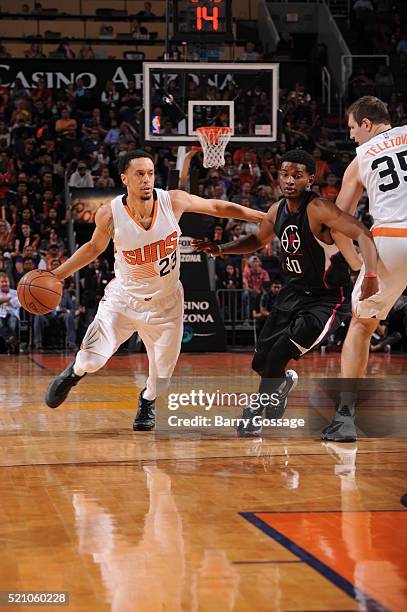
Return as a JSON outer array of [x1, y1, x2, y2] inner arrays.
[[118, 150, 154, 174], [280, 149, 316, 175], [347, 96, 391, 126]]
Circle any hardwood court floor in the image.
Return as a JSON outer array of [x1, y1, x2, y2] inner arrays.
[[0, 352, 406, 611]]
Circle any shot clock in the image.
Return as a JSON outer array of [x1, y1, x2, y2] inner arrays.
[[172, 0, 233, 42]]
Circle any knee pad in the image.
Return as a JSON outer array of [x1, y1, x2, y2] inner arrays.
[[74, 350, 107, 375]]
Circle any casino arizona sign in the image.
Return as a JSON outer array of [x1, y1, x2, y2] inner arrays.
[[0, 59, 144, 92]]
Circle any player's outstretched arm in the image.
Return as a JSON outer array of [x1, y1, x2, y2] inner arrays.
[[309, 198, 378, 300], [170, 189, 265, 223], [52, 204, 113, 281], [193, 204, 277, 256]]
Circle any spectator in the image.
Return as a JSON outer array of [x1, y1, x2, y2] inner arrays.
[[25, 43, 45, 59], [313, 147, 331, 185], [321, 173, 340, 201], [104, 119, 120, 145], [136, 2, 156, 17], [15, 256, 35, 283], [239, 42, 261, 61], [252, 279, 282, 335], [242, 255, 270, 322], [217, 263, 241, 290], [0, 219, 13, 251], [0, 273, 20, 353], [52, 41, 75, 59], [80, 258, 112, 326], [95, 167, 115, 189], [55, 108, 77, 137], [69, 163, 94, 188], [34, 288, 77, 350], [78, 45, 95, 60], [0, 43, 11, 59], [101, 82, 120, 108], [131, 19, 149, 38]]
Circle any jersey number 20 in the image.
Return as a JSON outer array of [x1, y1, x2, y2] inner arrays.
[[371, 150, 407, 192]]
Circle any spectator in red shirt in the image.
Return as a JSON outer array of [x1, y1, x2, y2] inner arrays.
[[313, 147, 331, 185], [242, 255, 270, 321], [321, 173, 340, 201]]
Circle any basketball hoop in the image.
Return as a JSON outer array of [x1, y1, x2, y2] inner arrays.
[[196, 126, 233, 169]]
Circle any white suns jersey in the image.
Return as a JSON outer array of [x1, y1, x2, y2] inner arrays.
[[356, 125, 407, 228], [109, 188, 181, 301]]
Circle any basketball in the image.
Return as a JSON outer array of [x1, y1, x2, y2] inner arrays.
[[17, 270, 63, 315]]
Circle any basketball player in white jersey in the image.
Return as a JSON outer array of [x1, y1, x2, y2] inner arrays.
[[322, 96, 407, 441], [45, 150, 265, 430]]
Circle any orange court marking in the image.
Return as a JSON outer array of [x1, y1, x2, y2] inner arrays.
[[255, 511, 407, 611]]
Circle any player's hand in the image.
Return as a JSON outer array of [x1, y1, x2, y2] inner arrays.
[[191, 239, 221, 256], [359, 276, 379, 301]]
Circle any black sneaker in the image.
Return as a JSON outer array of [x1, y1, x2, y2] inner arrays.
[[133, 389, 156, 431], [237, 405, 263, 438], [321, 392, 357, 442], [265, 369, 298, 419], [45, 362, 85, 409]]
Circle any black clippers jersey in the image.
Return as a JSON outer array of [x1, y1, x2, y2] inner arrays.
[[274, 191, 350, 291]]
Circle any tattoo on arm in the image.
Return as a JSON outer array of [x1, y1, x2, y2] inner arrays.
[[106, 213, 115, 239]]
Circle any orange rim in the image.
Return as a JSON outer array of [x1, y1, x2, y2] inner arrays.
[[196, 126, 233, 144]]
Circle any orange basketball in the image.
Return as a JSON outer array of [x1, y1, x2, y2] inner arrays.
[[17, 270, 63, 315]]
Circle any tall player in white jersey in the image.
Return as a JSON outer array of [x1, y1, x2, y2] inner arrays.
[[45, 150, 264, 430], [322, 96, 407, 441]]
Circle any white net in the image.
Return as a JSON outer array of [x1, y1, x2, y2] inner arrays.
[[196, 127, 233, 169]]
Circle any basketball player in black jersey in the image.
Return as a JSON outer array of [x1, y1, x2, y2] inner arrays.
[[194, 150, 379, 437]]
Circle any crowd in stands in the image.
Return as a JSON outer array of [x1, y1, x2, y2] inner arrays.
[[0, 32, 406, 352]]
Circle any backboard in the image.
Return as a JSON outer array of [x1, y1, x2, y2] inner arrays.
[[143, 62, 280, 145]]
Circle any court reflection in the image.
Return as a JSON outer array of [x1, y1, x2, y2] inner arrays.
[[72, 465, 240, 611], [321, 441, 407, 610], [73, 466, 185, 611]]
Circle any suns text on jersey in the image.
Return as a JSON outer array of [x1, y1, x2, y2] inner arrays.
[[121, 231, 178, 265]]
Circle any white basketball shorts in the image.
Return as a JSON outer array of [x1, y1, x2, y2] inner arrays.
[[352, 228, 407, 320], [80, 282, 184, 379]]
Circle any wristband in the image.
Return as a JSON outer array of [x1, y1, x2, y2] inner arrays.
[[364, 273, 377, 279], [217, 244, 224, 254]]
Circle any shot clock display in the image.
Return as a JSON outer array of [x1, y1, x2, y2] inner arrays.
[[173, 0, 233, 42]]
